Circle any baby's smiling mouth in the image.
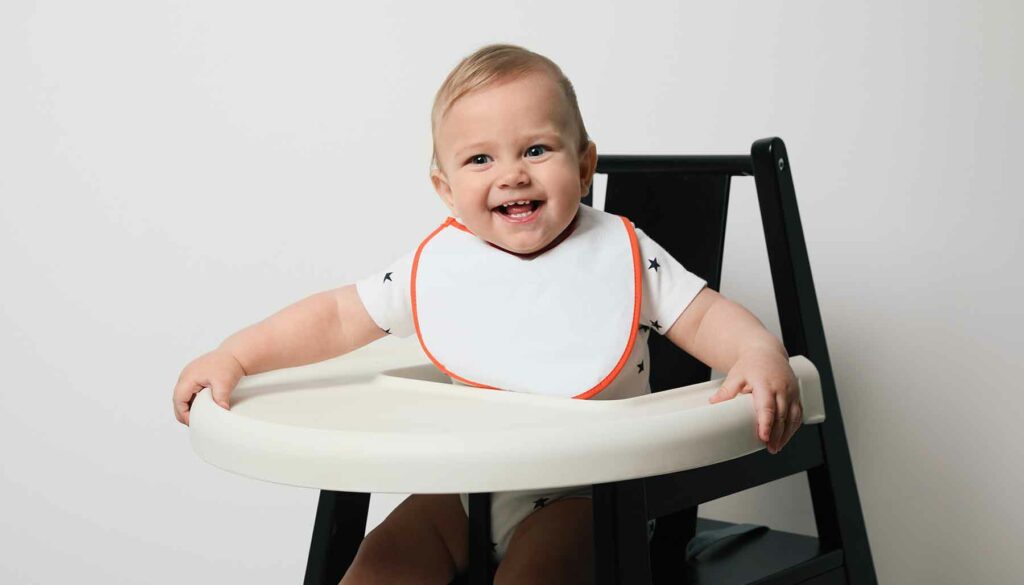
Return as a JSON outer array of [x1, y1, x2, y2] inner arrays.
[[493, 200, 542, 219]]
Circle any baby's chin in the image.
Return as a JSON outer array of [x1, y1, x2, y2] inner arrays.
[[489, 235, 552, 256], [477, 224, 551, 254], [486, 223, 572, 256]]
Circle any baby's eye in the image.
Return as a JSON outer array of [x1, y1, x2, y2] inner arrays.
[[525, 145, 548, 158], [467, 154, 492, 165]]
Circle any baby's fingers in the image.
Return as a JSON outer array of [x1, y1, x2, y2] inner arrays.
[[778, 402, 804, 451], [753, 386, 778, 446], [172, 379, 203, 426], [209, 382, 232, 411]]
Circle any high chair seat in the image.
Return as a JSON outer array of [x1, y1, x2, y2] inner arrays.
[[189, 335, 825, 494]]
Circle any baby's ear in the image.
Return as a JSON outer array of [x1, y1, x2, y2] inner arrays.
[[431, 169, 455, 212], [579, 141, 598, 195]]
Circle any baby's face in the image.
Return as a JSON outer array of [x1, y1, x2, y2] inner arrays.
[[431, 71, 596, 255]]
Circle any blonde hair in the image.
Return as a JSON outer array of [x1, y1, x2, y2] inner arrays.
[[430, 44, 590, 170]]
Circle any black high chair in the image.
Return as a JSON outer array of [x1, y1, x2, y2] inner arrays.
[[304, 137, 878, 585]]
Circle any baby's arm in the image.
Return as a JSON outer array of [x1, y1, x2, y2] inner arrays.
[[171, 284, 385, 425], [664, 288, 802, 454]]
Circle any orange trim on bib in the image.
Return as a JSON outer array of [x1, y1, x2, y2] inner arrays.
[[447, 217, 473, 234], [410, 214, 643, 398]]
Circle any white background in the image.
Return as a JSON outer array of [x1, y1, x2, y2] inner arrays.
[[2, 1, 1022, 583]]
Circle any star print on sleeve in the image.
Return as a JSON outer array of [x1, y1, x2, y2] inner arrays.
[[634, 227, 707, 341], [637, 361, 644, 374], [532, 497, 550, 510], [639, 324, 651, 334], [355, 251, 416, 338]]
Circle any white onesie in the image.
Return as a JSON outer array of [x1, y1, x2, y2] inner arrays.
[[355, 203, 706, 561]]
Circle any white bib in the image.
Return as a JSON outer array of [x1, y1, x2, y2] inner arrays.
[[411, 205, 642, 399]]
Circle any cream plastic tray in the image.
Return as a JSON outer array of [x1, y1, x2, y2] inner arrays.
[[190, 336, 825, 493]]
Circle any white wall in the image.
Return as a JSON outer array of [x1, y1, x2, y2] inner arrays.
[[2, 1, 1021, 583]]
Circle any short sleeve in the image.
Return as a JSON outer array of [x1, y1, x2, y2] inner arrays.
[[354, 250, 416, 338], [635, 227, 707, 335]]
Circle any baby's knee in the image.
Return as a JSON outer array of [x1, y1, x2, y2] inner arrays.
[[340, 525, 455, 585], [339, 531, 400, 584]]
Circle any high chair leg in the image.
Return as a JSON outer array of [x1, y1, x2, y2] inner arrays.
[[593, 480, 653, 585], [304, 490, 369, 585], [466, 492, 497, 585]]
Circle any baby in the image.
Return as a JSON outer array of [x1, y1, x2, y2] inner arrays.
[[173, 44, 803, 585]]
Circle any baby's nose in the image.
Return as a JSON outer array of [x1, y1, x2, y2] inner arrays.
[[498, 162, 530, 188]]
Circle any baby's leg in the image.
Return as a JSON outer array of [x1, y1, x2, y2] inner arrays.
[[493, 497, 595, 585], [340, 493, 468, 585]]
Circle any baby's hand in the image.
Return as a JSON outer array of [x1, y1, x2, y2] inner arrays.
[[707, 348, 803, 454], [172, 349, 246, 426]]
